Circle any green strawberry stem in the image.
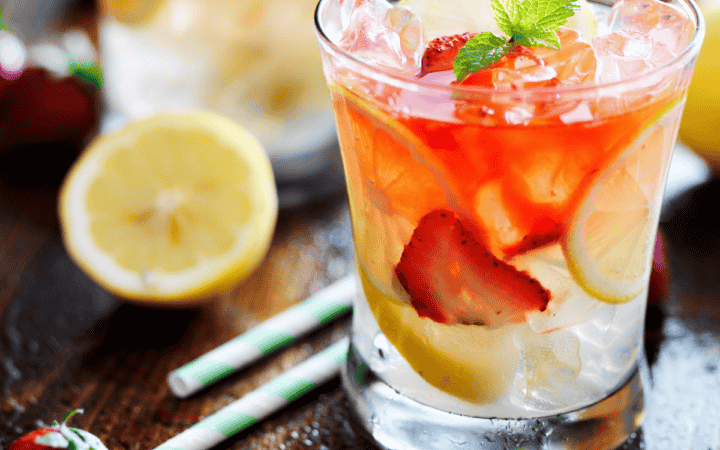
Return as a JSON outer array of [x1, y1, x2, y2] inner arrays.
[[60, 409, 84, 426], [69, 60, 103, 90]]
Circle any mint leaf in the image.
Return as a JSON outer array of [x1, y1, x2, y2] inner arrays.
[[452, 0, 579, 80], [513, 30, 561, 49], [0, 5, 14, 33], [523, 0, 578, 32], [491, 0, 518, 36], [513, 0, 579, 49], [454, 32, 513, 82]]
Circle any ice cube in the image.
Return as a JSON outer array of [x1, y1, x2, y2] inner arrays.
[[322, 0, 359, 42], [593, 29, 676, 84], [608, 0, 695, 54], [339, 0, 424, 74], [534, 28, 597, 86], [512, 245, 606, 334], [458, 29, 597, 125], [510, 326, 589, 411]]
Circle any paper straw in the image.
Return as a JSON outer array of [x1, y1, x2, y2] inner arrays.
[[155, 338, 349, 450], [168, 275, 356, 398]]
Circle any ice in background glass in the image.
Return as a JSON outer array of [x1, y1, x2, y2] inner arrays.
[[98, 0, 343, 206], [315, 0, 703, 447]]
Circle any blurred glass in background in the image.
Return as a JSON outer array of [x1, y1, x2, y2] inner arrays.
[[98, 0, 344, 207]]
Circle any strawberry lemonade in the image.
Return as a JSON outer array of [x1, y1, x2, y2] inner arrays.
[[315, 0, 702, 446]]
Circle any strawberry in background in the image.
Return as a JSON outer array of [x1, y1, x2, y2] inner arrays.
[[0, 12, 101, 185], [649, 231, 672, 303]]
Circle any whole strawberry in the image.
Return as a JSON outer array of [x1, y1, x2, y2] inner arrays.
[[9, 410, 108, 450]]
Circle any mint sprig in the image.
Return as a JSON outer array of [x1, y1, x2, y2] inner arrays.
[[453, 0, 579, 81]]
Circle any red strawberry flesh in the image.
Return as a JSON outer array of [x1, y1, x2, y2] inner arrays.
[[394, 209, 550, 328], [502, 218, 563, 259], [419, 33, 475, 77]]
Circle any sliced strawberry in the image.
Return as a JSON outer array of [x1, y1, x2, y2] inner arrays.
[[502, 218, 563, 258], [419, 33, 475, 77], [394, 209, 550, 328]]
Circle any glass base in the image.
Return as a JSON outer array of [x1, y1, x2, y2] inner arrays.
[[343, 341, 648, 450]]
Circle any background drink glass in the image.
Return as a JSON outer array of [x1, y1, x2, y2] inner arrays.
[[98, 0, 344, 207], [315, 0, 703, 447]]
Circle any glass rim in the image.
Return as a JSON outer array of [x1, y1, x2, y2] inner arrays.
[[314, 0, 705, 96]]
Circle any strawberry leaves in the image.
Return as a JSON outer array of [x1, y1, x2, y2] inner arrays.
[[453, 0, 579, 81]]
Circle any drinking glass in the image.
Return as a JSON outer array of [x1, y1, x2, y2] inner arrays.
[[315, 0, 703, 447]]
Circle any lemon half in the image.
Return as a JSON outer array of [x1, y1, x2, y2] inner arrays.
[[59, 111, 278, 303]]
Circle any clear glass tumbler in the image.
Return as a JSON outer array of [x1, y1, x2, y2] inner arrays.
[[315, 0, 703, 447]]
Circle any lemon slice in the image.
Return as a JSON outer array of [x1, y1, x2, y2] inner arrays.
[[563, 106, 681, 303], [399, 0, 500, 39], [400, 0, 598, 40], [59, 111, 278, 303], [99, 0, 166, 25], [358, 265, 519, 402]]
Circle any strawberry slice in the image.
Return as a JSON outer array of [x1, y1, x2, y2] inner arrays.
[[502, 218, 563, 259], [419, 33, 475, 77], [394, 209, 550, 328]]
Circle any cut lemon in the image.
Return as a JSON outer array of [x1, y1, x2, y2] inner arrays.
[[563, 105, 681, 303], [59, 111, 278, 303]]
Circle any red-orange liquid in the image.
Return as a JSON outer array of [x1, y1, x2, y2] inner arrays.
[[332, 81, 679, 261]]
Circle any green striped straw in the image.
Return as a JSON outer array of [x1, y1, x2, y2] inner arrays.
[[167, 275, 355, 398], [155, 338, 349, 450]]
